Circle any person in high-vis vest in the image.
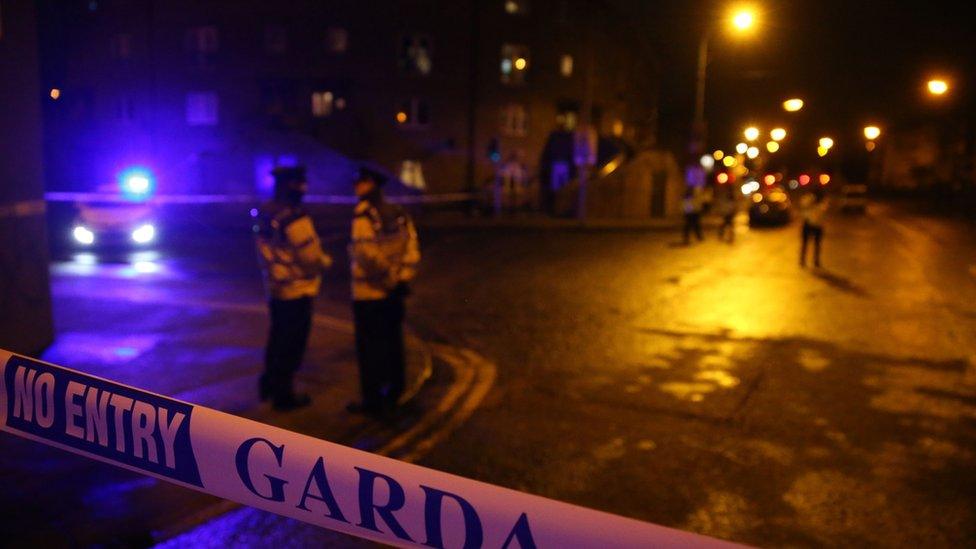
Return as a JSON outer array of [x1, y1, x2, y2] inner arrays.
[[254, 166, 333, 411], [347, 167, 420, 416]]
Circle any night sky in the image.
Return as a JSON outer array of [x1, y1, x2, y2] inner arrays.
[[619, 0, 975, 151]]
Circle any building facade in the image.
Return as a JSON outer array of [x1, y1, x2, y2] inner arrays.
[[1, 0, 55, 355], [40, 0, 658, 201]]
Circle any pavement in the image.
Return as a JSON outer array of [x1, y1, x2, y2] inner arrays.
[[0, 250, 486, 547]]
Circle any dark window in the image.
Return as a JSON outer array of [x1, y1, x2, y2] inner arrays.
[[185, 26, 218, 68], [114, 95, 135, 123], [399, 34, 433, 75], [264, 25, 288, 54], [186, 92, 218, 126], [326, 27, 348, 53], [395, 98, 430, 128], [111, 33, 132, 59], [500, 103, 528, 137]]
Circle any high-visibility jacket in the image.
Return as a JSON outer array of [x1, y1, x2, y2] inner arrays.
[[254, 200, 333, 300], [349, 199, 420, 301]]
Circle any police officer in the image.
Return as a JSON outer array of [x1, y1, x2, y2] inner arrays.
[[348, 167, 420, 416], [254, 166, 333, 411]]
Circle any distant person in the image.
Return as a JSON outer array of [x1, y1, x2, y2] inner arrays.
[[799, 190, 828, 267], [348, 167, 420, 416], [716, 185, 738, 243], [682, 187, 704, 244], [254, 166, 333, 411]]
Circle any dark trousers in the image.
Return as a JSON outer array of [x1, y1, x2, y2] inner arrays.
[[801, 222, 824, 266], [353, 294, 406, 411], [262, 296, 313, 402], [683, 212, 703, 243], [718, 213, 735, 243]]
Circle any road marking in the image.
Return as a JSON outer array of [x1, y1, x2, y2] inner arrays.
[[49, 285, 498, 541]]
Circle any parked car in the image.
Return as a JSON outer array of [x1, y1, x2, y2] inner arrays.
[[748, 187, 792, 226], [839, 184, 868, 213]]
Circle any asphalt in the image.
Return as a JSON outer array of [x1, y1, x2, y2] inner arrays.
[[0, 257, 440, 547], [3, 199, 975, 548]]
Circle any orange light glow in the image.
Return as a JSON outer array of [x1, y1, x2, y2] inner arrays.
[[763, 174, 775, 186], [396, 111, 408, 124], [819, 174, 831, 185], [717, 173, 729, 184]]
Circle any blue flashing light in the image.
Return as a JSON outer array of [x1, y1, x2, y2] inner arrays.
[[118, 167, 156, 202]]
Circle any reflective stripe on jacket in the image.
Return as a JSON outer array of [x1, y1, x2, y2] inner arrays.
[[349, 199, 420, 301], [254, 201, 333, 300]]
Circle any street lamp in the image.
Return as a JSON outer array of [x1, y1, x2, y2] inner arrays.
[[691, 3, 760, 153], [746, 146, 760, 159], [927, 79, 949, 96], [766, 141, 780, 153], [770, 128, 786, 141], [819, 137, 834, 150], [744, 126, 760, 141], [730, 7, 757, 32], [863, 126, 881, 140], [783, 98, 804, 112], [736, 142, 749, 154]]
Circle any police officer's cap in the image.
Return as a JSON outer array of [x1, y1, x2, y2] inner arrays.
[[272, 166, 307, 186], [356, 166, 388, 187]]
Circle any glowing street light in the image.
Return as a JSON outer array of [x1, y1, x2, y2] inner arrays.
[[514, 57, 528, 71], [730, 7, 757, 32], [744, 127, 760, 141], [770, 128, 786, 141], [927, 79, 948, 96], [819, 137, 834, 150], [723, 156, 737, 167], [766, 141, 780, 153], [817, 146, 829, 157], [735, 142, 749, 154], [713, 150, 725, 160], [863, 126, 881, 140], [783, 98, 804, 112], [746, 146, 760, 159]]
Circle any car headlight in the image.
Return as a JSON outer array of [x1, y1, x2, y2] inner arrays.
[[73, 226, 95, 245], [131, 223, 156, 244]]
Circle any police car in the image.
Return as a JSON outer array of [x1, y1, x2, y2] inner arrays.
[[69, 168, 159, 248]]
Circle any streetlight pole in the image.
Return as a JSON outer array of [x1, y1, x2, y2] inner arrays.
[[692, 32, 710, 153]]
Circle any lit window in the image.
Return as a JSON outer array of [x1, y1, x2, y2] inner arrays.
[[395, 98, 430, 128], [500, 44, 529, 85], [311, 91, 334, 117], [264, 25, 288, 54], [399, 161, 427, 190], [326, 27, 348, 53], [504, 0, 528, 14], [501, 103, 528, 137], [111, 33, 132, 59], [560, 54, 573, 77], [399, 34, 433, 75], [186, 92, 218, 126]]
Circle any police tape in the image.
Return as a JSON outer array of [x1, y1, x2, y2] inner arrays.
[[0, 349, 740, 548]]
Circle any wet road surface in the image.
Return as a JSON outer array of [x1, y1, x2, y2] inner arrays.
[[29, 201, 976, 546]]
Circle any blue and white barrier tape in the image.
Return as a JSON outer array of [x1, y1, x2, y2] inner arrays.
[[0, 349, 739, 548]]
